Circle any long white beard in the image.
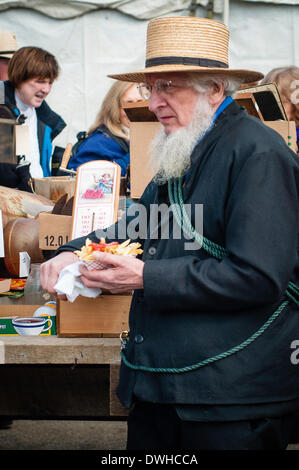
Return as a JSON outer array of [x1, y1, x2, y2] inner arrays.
[[149, 96, 215, 185]]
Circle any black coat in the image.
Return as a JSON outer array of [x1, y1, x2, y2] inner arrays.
[[59, 101, 299, 416]]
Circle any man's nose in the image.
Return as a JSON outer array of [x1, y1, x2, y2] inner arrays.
[[148, 89, 166, 112], [41, 82, 52, 94]]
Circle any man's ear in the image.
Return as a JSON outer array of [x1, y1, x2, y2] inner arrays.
[[208, 81, 225, 106]]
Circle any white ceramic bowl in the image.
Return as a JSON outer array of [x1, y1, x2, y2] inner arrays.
[[33, 301, 56, 318], [12, 317, 52, 336]]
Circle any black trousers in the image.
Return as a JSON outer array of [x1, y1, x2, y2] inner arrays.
[[126, 401, 297, 450]]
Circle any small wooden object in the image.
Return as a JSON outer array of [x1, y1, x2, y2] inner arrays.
[[60, 143, 73, 170]]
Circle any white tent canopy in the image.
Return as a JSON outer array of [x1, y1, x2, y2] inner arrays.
[[0, 0, 298, 19], [0, 0, 212, 19], [0, 0, 299, 20], [0, 0, 297, 149]]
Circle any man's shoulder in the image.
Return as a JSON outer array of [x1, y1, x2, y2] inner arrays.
[[195, 105, 299, 174], [234, 110, 276, 133], [220, 106, 292, 152]]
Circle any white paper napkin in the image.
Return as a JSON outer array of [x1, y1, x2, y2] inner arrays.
[[54, 261, 101, 302]]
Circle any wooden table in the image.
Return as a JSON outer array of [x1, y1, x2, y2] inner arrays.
[[0, 335, 128, 419], [0, 335, 120, 364]]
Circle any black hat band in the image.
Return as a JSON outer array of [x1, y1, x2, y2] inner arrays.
[[145, 56, 229, 69]]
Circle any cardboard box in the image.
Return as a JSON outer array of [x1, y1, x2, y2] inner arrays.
[[0, 303, 42, 317], [124, 102, 161, 199], [265, 121, 297, 153], [129, 122, 160, 199], [33, 176, 76, 202], [235, 92, 263, 120], [0, 315, 56, 335], [236, 94, 298, 153], [236, 83, 288, 121], [57, 294, 131, 337], [39, 212, 72, 250], [236, 84, 298, 153]]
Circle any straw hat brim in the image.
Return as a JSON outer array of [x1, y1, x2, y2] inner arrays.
[[108, 64, 264, 84]]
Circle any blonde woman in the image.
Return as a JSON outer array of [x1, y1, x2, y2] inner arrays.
[[68, 80, 142, 176]]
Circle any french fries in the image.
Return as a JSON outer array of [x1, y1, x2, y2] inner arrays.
[[74, 237, 143, 261]]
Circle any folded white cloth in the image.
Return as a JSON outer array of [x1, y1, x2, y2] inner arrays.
[[54, 261, 102, 302]]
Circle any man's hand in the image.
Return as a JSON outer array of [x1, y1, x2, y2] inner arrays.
[[40, 251, 78, 300], [79, 251, 144, 294]]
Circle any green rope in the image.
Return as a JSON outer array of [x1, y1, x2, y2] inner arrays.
[[286, 282, 299, 307], [170, 177, 228, 259], [121, 300, 288, 373], [120, 178, 298, 374]]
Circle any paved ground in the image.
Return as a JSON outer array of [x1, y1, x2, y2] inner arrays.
[[0, 420, 298, 451], [0, 420, 127, 450]]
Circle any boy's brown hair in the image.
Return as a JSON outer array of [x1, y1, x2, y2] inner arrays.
[[8, 46, 59, 87]]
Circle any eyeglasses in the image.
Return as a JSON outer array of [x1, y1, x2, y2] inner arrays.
[[137, 80, 187, 100]]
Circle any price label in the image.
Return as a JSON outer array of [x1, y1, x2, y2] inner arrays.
[[41, 234, 69, 250], [39, 213, 72, 250]]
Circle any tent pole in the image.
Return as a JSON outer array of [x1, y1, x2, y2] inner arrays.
[[223, 0, 230, 25]]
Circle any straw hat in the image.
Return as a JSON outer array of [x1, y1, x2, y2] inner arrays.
[[0, 31, 18, 59], [108, 17, 263, 84]]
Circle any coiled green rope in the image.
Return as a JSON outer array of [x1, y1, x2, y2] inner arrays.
[[120, 178, 299, 374]]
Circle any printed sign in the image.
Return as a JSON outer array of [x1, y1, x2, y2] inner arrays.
[[71, 160, 120, 239]]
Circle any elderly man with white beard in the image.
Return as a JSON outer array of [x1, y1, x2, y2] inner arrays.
[[148, 73, 237, 184], [40, 17, 299, 450]]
